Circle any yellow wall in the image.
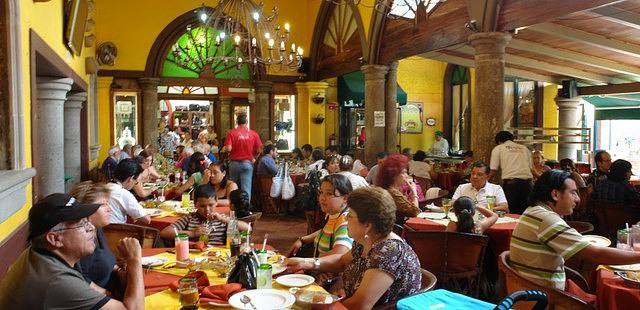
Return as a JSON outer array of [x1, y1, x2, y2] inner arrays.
[[94, 0, 319, 72], [542, 84, 560, 160], [396, 57, 448, 151], [295, 82, 329, 148], [1, 0, 96, 242], [324, 78, 339, 146]]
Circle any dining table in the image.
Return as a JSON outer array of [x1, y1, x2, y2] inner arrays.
[[404, 213, 520, 258], [595, 268, 640, 309], [141, 247, 347, 309]]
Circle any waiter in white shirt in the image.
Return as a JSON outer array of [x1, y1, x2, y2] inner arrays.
[[452, 161, 509, 212], [489, 131, 533, 214], [431, 131, 449, 156]]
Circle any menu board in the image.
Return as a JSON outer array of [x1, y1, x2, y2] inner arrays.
[[400, 102, 423, 133]]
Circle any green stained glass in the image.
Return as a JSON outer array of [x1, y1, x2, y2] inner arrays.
[[162, 26, 250, 80]]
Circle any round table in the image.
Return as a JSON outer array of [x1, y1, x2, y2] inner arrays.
[[596, 269, 640, 309]]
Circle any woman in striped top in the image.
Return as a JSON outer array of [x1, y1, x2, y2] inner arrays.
[[287, 174, 354, 258], [160, 184, 250, 246]]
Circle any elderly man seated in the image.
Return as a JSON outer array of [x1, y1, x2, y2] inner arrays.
[[509, 170, 640, 292], [0, 193, 144, 309], [452, 161, 509, 212]]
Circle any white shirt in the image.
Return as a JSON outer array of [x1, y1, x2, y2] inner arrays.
[[107, 182, 146, 223], [408, 160, 432, 179], [352, 160, 367, 175], [490, 140, 533, 179], [306, 160, 325, 177], [366, 164, 379, 184], [452, 182, 508, 209], [432, 139, 449, 156], [338, 171, 369, 190]]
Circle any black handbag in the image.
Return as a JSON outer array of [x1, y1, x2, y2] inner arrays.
[[227, 253, 257, 289]]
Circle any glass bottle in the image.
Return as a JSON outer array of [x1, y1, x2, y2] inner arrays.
[[226, 211, 241, 256]]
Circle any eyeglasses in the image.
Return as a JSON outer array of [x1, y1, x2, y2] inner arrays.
[[51, 219, 94, 233]]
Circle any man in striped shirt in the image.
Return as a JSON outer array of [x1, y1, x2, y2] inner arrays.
[[160, 185, 250, 246], [510, 170, 640, 291]]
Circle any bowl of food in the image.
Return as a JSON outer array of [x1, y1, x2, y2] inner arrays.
[[290, 288, 342, 309], [616, 271, 640, 288]]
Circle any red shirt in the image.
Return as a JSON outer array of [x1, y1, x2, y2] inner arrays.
[[224, 125, 263, 161]]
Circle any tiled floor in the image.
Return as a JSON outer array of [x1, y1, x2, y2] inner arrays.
[[251, 214, 307, 253]]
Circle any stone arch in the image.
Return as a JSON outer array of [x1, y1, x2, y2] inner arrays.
[[144, 6, 266, 78], [309, 1, 368, 80]]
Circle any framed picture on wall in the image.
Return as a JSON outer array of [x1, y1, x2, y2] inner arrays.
[[399, 102, 423, 133]]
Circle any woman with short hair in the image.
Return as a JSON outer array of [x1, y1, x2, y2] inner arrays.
[[287, 187, 421, 308]]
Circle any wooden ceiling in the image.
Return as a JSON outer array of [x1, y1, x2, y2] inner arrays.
[[419, 0, 640, 93]]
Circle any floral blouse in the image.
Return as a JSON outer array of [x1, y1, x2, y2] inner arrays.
[[342, 239, 421, 306]]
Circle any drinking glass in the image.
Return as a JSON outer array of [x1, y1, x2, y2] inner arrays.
[[257, 264, 273, 289], [175, 233, 190, 263], [486, 196, 496, 211], [617, 229, 632, 250], [442, 198, 452, 219], [181, 192, 190, 209], [179, 277, 199, 307]]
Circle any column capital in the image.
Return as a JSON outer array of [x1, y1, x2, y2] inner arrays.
[[468, 32, 511, 55], [97, 76, 114, 89], [361, 64, 389, 81], [65, 92, 87, 109], [36, 77, 74, 101], [138, 77, 161, 90], [253, 80, 273, 93], [294, 81, 329, 91], [555, 96, 582, 109]]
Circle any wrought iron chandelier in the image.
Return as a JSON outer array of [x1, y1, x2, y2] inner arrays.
[[170, 0, 303, 79]]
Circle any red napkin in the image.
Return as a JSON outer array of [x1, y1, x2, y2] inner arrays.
[[189, 241, 207, 252], [169, 271, 210, 291], [200, 283, 245, 304], [566, 279, 597, 305]]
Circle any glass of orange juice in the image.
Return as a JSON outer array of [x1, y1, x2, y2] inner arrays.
[[442, 198, 452, 219]]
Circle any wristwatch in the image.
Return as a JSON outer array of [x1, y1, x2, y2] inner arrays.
[[313, 258, 320, 270]]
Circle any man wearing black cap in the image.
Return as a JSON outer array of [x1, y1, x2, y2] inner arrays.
[[0, 193, 144, 309]]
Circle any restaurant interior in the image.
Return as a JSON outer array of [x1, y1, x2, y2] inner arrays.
[[2, 0, 640, 309]]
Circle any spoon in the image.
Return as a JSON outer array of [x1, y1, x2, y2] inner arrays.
[[240, 295, 257, 310]]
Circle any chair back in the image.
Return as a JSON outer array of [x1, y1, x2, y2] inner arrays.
[[592, 200, 640, 241], [239, 212, 262, 227], [103, 223, 160, 250], [372, 268, 437, 310], [567, 187, 593, 221], [257, 176, 279, 214], [405, 231, 488, 297], [423, 189, 449, 207], [566, 221, 594, 235], [498, 251, 593, 310]]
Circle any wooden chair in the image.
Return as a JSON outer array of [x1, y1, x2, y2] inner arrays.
[[372, 269, 438, 310], [238, 212, 262, 227], [405, 231, 488, 297], [103, 223, 160, 251], [257, 176, 280, 214], [498, 251, 593, 310], [592, 200, 640, 242]]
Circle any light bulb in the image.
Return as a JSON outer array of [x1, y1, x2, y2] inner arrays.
[[251, 37, 257, 47], [219, 32, 226, 40], [268, 39, 275, 48], [284, 23, 290, 32], [297, 46, 303, 56], [215, 36, 220, 45], [280, 41, 285, 51], [291, 43, 296, 52], [234, 35, 241, 45], [252, 12, 259, 21], [237, 57, 243, 63], [200, 13, 207, 22], [265, 32, 271, 40]]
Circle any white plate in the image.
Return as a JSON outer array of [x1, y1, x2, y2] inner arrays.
[[275, 274, 315, 287], [141, 256, 168, 267], [271, 263, 287, 275], [417, 212, 447, 220], [582, 235, 612, 247], [145, 209, 164, 217], [228, 289, 295, 310], [609, 264, 640, 271]]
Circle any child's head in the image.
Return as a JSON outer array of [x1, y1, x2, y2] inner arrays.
[[229, 189, 251, 218], [453, 196, 475, 233], [194, 184, 217, 219]]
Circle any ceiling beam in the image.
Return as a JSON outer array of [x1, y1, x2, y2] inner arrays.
[[578, 82, 640, 96], [509, 39, 640, 81], [591, 6, 640, 31], [420, 51, 563, 84], [527, 23, 640, 58], [455, 45, 612, 85]]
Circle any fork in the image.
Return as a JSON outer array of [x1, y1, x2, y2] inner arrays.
[[240, 295, 257, 310]]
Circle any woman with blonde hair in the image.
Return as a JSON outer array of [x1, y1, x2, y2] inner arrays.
[[69, 181, 120, 295]]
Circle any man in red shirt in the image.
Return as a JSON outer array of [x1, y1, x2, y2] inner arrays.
[[224, 114, 263, 199]]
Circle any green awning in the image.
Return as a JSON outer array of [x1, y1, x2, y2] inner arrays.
[[583, 94, 640, 120], [338, 71, 407, 107]]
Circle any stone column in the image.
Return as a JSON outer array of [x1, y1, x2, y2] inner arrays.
[[385, 61, 399, 154], [138, 77, 160, 148], [64, 92, 87, 191], [556, 97, 582, 160], [219, 96, 233, 138], [362, 64, 389, 166], [36, 77, 74, 198], [254, 81, 273, 142], [468, 32, 511, 162]]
